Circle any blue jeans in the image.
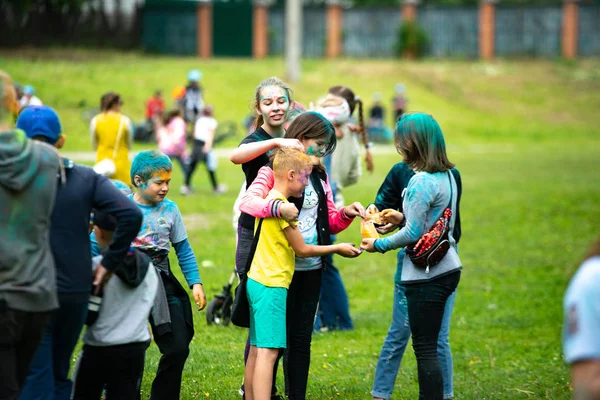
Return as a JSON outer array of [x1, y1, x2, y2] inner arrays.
[[371, 255, 457, 399], [314, 254, 353, 331], [18, 296, 89, 400]]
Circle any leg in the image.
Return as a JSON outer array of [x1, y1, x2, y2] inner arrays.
[[405, 272, 460, 400], [150, 287, 193, 400], [245, 346, 258, 400], [71, 345, 107, 400], [319, 256, 353, 330], [52, 298, 89, 400], [106, 343, 147, 400], [438, 289, 457, 399], [185, 140, 204, 187], [253, 348, 279, 400], [284, 270, 322, 400], [371, 284, 411, 399]]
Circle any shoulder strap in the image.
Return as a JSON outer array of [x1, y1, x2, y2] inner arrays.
[[446, 171, 453, 210], [111, 116, 125, 160], [243, 218, 264, 274]]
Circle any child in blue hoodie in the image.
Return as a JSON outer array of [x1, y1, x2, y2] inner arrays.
[[129, 150, 206, 400]]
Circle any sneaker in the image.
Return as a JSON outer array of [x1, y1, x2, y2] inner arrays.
[[214, 184, 228, 195], [180, 185, 191, 196]]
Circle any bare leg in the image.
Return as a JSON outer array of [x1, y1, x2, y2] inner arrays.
[[253, 348, 279, 400]]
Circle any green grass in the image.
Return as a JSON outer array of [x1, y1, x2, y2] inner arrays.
[[3, 51, 599, 398]]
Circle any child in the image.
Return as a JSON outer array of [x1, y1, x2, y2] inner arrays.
[[129, 150, 206, 400], [155, 109, 188, 179], [16, 105, 143, 400], [72, 210, 158, 399], [244, 147, 361, 400], [183, 105, 226, 195], [392, 83, 408, 123]]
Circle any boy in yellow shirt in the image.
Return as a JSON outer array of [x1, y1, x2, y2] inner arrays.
[[244, 148, 362, 400]]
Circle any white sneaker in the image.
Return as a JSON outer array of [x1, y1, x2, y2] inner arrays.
[[180, 185, 191, 196], [214, 184, 228, 195]]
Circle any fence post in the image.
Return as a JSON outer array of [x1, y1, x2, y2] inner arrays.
[[197, 1, 213, 58], [479, 0, 496, 60], [326, 0, 342, 58], [401, 0, 418, 22], [562, 0, 579, 60], [253, 0, 270, 59]]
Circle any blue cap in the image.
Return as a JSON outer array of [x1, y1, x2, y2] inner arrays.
[[187, 69, 202, 82], [16, 106, 62, 144], [23, 85, 35, 95]]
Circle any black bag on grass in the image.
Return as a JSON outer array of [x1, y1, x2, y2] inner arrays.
[[231, 219, 263, 328]]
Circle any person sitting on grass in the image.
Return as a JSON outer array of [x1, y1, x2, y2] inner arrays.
[[243, 147, 362, 400], [72, 209, 158, 399], [128, 150, 207, 400]]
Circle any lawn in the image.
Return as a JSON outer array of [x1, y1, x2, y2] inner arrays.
[[2, 51, 599, 399]]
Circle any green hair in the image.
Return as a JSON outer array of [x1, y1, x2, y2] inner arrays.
[[130, 150, 173, 187], [395, 113, 454, 173]]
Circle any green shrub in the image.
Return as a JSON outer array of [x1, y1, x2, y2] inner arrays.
[[395, 21, 429, 59]]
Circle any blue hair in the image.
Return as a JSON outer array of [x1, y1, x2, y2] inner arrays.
[[130, 150, 173, 186], [395, 113, 454, 173]]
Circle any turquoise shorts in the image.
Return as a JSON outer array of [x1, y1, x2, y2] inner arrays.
[[247, 277, 287, 349]]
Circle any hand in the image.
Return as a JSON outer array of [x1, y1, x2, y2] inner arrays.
[[280, 203, 299, 222], [360, 238, 377, 253], [93, 264, 112, 294], [381, 209, 404, 226], [376, 223, 397, 235], [366, 204, 379, 216], [276, 138, 304, 151], [365, 149, 374, 174], [343, 202, 366, 219], [193, 284, 206, 311], [348, 124, 361, 133], [202, 144, 211, 154], [335, 243, 363, 258]]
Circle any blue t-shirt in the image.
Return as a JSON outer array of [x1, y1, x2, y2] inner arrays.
[[563, 256, 600, 364], [129, 195, 187, 251]]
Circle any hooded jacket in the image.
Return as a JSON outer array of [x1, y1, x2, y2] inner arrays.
[[0, 129, 60, 312]]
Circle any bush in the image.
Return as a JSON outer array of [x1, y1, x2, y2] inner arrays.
[[395, 21, 429, 59]]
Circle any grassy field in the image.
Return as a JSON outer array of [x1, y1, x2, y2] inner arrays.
[[2, 51, 599, 399]]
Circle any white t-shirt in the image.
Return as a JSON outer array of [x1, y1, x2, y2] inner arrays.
[[20, 95, 43, 108], [563, 256, 600, 364], [194, 116, 218, 142], [295, 178, 322, 271]]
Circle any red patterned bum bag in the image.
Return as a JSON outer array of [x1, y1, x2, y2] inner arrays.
[[406, 172, 453, 274]]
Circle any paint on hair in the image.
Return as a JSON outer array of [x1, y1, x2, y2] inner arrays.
[[130, 150, 173, 187]]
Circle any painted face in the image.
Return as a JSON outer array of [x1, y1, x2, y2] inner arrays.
[[290, 168, 312, 197], [302, 137, 330, 158], [137, 170, 171, 204], [257, 86, 290, 129]]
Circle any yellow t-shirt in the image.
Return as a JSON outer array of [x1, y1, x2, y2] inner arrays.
[[247, 190, 296, 288]]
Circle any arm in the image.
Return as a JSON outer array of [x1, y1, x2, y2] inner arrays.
[[173, 239, 201, 287], [374, 175, 437, 253], [202, 122, 216, 152], [238, 166, 276, 218], [571, 360, 600, 400], [322, 175, 353, 235], [284, 225, 360, 258], [93, 174, 143, 271], [90, 116, 98, 150], [230, 139, 280, 165]]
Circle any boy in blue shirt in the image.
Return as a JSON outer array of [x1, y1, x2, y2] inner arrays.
[[129, 150, 206, 400]]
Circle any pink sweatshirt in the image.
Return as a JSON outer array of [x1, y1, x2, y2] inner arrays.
[[239, 165, 353, 235]]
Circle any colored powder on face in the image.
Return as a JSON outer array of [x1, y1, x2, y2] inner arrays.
[[260, 86, 288, 103], [152, 170, 171, 182]]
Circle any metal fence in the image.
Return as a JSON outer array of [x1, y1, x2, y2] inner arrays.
[[342, 7, 402, 58], [579, 4, 600, 56], [142, 10, 197, 55], [269, 7, 326, 57], [495, 6, 562, 57], [418, 6, 479, 58]]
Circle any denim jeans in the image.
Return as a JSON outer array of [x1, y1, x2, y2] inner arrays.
[[372, 252, 457, 400], [18, 296, 89, 400], [314, 254, 353, 331], [406, 271, 461, 400]]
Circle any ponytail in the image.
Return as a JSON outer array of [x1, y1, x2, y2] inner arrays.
[[355, 96, 368, 147]]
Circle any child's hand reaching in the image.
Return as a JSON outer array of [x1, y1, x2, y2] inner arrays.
[[343, 202, 366, 219], [276, 138, 304, 151], [335, 243, 363, 258], [381, 209, 404, 226], [360, 238, 377, 253], [193, 284, 206, 311]]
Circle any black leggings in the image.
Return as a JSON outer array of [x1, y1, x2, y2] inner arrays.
[[405, 271, 461, 400], [185, 139, 218, 189]]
